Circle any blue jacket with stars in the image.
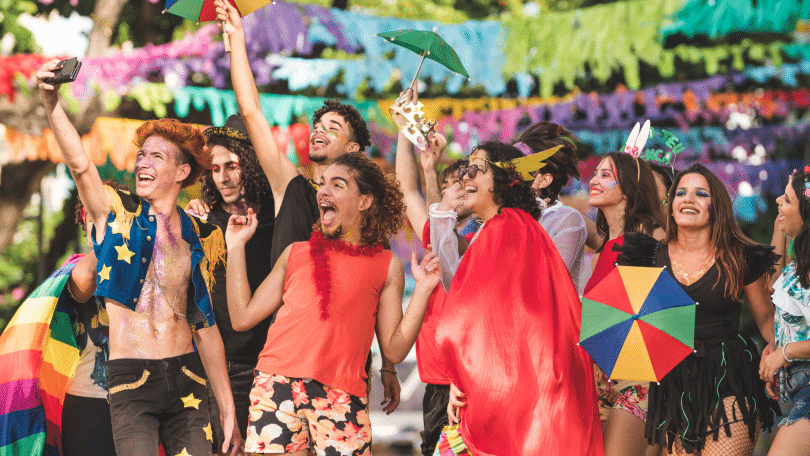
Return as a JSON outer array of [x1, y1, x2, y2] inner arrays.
[[92, 186, 224, 330]]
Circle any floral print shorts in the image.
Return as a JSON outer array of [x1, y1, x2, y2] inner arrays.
[[593, 364, 649, 422], [244, 371, 371, 455]]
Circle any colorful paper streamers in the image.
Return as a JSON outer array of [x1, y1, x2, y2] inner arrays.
[[0, 258, 81, 456], [661, 0, 810, 41], [0, 54, 56, 102]]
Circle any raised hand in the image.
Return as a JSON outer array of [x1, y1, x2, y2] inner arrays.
[[437, 182, 465, 213], [420, 132, 447, 173], [215, 0, 243, 36], [36, 59, 64, 103], [411, 250, 441, 291], [225, 208, 258, 247]]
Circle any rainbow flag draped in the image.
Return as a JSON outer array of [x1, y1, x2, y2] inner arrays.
[[0, 258, 81, 456]]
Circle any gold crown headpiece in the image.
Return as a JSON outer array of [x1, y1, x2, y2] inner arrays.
[[390, 100, 438, 149]]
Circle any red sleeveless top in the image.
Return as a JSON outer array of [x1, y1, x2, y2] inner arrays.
[[256, 236, 393, 397]]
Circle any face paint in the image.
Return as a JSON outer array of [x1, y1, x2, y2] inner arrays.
[[605, 180, 619, 189]]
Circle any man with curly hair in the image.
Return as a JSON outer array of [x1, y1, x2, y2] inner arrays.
[[224, 152, 440, 455], [37, 61, 239, 456], [186, 114, 276, 455], [214, 0, 401, 414]]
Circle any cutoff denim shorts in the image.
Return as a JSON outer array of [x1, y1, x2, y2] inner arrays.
[[780, 361, 810, 427]]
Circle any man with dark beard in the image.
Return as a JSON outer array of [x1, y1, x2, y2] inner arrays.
[[214, 0, 400, 413]]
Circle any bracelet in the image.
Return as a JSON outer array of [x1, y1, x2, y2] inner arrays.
[[380, 369, 397, 375], [782, 343, 797, 364]]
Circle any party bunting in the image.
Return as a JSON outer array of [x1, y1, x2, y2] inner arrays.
[[0, 257, 81, 456], [661, 0, 810, 41]]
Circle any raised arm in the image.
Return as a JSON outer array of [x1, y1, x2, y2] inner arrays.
[[421, 136, 446, 207], [375, 252, 440, 364], [395, 129, 429, 241], [37, 61, 109, 240], [215, 0, 297, 213], [225, 210, 289, 330]]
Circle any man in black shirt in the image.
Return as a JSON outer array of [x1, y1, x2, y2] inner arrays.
[[215, 0, 401, 413], [187, 114, 274, 455]]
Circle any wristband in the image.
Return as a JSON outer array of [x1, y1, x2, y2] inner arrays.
[[380, 369, 397, 375]]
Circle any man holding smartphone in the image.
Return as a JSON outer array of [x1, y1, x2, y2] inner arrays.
[[36, 59, 241, 456]]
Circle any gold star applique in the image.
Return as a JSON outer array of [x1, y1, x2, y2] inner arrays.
[[181, 393, 201, 409], [203, 423, 212, 442], [108, 220, 127, 236], [174, 448, 192, 456], [115, 244, 135, 264], [98, 265, 111, 283]]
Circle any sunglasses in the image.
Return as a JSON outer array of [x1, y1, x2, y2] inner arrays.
[[458, 157, 502, 180]]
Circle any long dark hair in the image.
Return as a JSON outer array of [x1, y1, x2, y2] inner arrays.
[[667, 164, 757, 299], [595, 152, 665, 251], [515, 121, 580, 203], [790, 169, 810, 288], [475, 141, 542, 220], [201, 136, 271, 206]]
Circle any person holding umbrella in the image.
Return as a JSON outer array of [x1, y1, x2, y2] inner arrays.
[[617, 164, 779, 455], [759, 167, 810, 456]]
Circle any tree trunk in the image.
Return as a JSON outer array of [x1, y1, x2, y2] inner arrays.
[[0, 161, 57, 253], [85, 0, 129, 58]]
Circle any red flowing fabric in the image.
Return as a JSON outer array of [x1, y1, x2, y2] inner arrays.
[[436, 208, 603, 456]]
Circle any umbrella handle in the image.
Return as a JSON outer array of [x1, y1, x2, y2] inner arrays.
[[221, 22, 231, 52], [408, 52, 427, 91]]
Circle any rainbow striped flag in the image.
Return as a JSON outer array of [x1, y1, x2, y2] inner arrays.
[[0, 258, 81, 456]]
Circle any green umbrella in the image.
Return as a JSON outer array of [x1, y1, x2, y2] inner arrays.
[[377, 28, 470, 89]]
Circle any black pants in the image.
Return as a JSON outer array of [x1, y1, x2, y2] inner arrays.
[[421, 383, 450, 456], [62, 394, 117, 456], [107, 352, 211, 456], [207, 360, 254, 452]]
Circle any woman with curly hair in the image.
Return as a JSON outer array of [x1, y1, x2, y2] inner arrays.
[[224, 152, 439, 456], [759, 167, 810, 456], [428, 141, 603, 455], [617, 164, 779, 456]]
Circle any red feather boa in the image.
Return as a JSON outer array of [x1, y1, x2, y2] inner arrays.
[[309, 231, 383, 319]]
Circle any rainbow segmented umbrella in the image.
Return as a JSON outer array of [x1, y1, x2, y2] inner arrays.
[[579, 266, 696, 382], [164, 0, 273, 51]]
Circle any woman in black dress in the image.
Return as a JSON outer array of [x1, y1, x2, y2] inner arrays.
[[618, 164, 779, 455]]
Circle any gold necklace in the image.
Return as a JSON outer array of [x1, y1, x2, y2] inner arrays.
[[671, 251, 715, 286]]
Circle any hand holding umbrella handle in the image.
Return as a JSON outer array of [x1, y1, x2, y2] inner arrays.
[[220, 21, 231, 52]]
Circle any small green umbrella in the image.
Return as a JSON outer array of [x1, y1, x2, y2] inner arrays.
[[377, 28, 470, 89]]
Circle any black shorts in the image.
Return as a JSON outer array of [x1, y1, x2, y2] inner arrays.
[[107, 352, 211, 456], [421, 383, 450, 456]]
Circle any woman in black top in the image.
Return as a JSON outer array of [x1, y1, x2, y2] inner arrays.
[[618, 164, 779, 455]]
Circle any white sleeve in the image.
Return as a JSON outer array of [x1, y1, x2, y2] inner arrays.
[[429, 203, 460, 292], [549, 211, 587, 274]]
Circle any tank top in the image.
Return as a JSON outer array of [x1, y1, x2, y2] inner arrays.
[[256, 238, 393, 397]]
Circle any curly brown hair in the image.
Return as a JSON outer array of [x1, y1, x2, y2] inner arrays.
[[326, 152, 405, 248], [312, 100, 371, 152], [201, 136, 271, 206], [515, 121, 580, 203], [133, 118, 210, 188], [474, 141, 542, 220]]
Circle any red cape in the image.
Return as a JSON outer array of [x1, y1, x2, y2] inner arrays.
[[436, 208, 603, 456]]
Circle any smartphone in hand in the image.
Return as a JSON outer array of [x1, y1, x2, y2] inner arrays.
[[44, 57, 82, 85]]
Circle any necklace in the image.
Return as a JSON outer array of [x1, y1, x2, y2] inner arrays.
[[671, 249, 715, 286]]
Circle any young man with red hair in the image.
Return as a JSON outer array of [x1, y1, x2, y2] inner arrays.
[[37, 61, 240, 456]]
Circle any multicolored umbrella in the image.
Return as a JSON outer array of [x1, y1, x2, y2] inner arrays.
[[377, 29, 470, 89], [163, 0, 273, 51], [579, 266, 696, 382]]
